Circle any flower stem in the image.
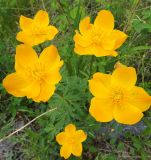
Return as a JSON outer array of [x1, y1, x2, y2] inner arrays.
[[56, 0, 72, 26], [123, 0, 140, 32], [41, 0, 46, 11]]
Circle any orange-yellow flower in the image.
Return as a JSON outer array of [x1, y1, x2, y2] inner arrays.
[[89, 63, 151, 125], [3, 44, 63, 102], [16, 10, 58, 46], [74, 10, 128, 57], [56, 124, 87, 159]]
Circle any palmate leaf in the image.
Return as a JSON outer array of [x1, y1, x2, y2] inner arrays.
[[49, 76, 89, 123]]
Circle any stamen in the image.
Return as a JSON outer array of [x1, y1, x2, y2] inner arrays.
[[92, 31, 106, 44], [111, 89, 124, 105], [26, 62, 46, 83]]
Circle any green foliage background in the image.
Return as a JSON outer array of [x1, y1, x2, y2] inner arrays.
[[0, 0, 151, 159]]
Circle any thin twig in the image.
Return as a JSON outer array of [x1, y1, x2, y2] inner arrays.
[[123, 0, 140, 32], [0, 107, 57, 143]]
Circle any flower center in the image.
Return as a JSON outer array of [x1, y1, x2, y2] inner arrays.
[[92, 34, 102, 44], [112, 89, 124, 105], [32, 70, 43, 80], [67, 135, 76, 145], [92, 30, 107, 44], [31, 25, 47, 37], [29, 63, 46, 83]]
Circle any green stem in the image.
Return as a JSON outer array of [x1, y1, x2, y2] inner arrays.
[[41, 0, 46, 11], [123, 0, 140, 32], [56, 0, 72, 26], [90, 55, 95, 76]]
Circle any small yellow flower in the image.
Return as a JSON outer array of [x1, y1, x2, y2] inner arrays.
[[89, 64, 151, 125], [56, 124, 87, 159], [16, 10, 58, 46], [74, 10, 127, 57], [3, 44, 63, 102]]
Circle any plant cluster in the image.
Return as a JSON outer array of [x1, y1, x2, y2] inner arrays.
[[0, 1, 151, 159]]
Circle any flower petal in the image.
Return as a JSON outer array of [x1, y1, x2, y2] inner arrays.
[[89, 75, 110, 98], [93, 44, 116, 57], [94, 10, 114, 32], [33, 83, 55, 102], [65, 124, 76, 135], [16, 31, 34, 46], [114, 103, 143, 125], [74, 43, 94, 55], [46, 69, 62, 85], [3, 73, 29, 97], [21, 81, 40, 99], [72, 143, 82, 157], [34, 10, 49, 26], [129, 86, 151, 112], [75, 130, 87, 142], [46, 26, 58, 40], [16, 29, 57, 46], [79, 16, 93, 34], [60, 144, 72, 159], [74, 43, 115, 57], [19, 15, 33, 30], [31, 34, 47, 46], [74, 30, 92, 47], [111, 30, 128, 49], [111, 67, 137, 90], [56, 132, 67, 145], [89, 98, 113, 122], [101, 38, 115, 50], [15, 44, 38, 71], [39, 45, 63, 70], [92, 72, 111, 87]]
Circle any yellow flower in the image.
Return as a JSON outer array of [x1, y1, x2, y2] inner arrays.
[[3, 44, 63, 102], [56, 124, 87, 159], [16, 10, 58, 46], [74, 10, 128, 57], [89, 64, 151, 125]]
